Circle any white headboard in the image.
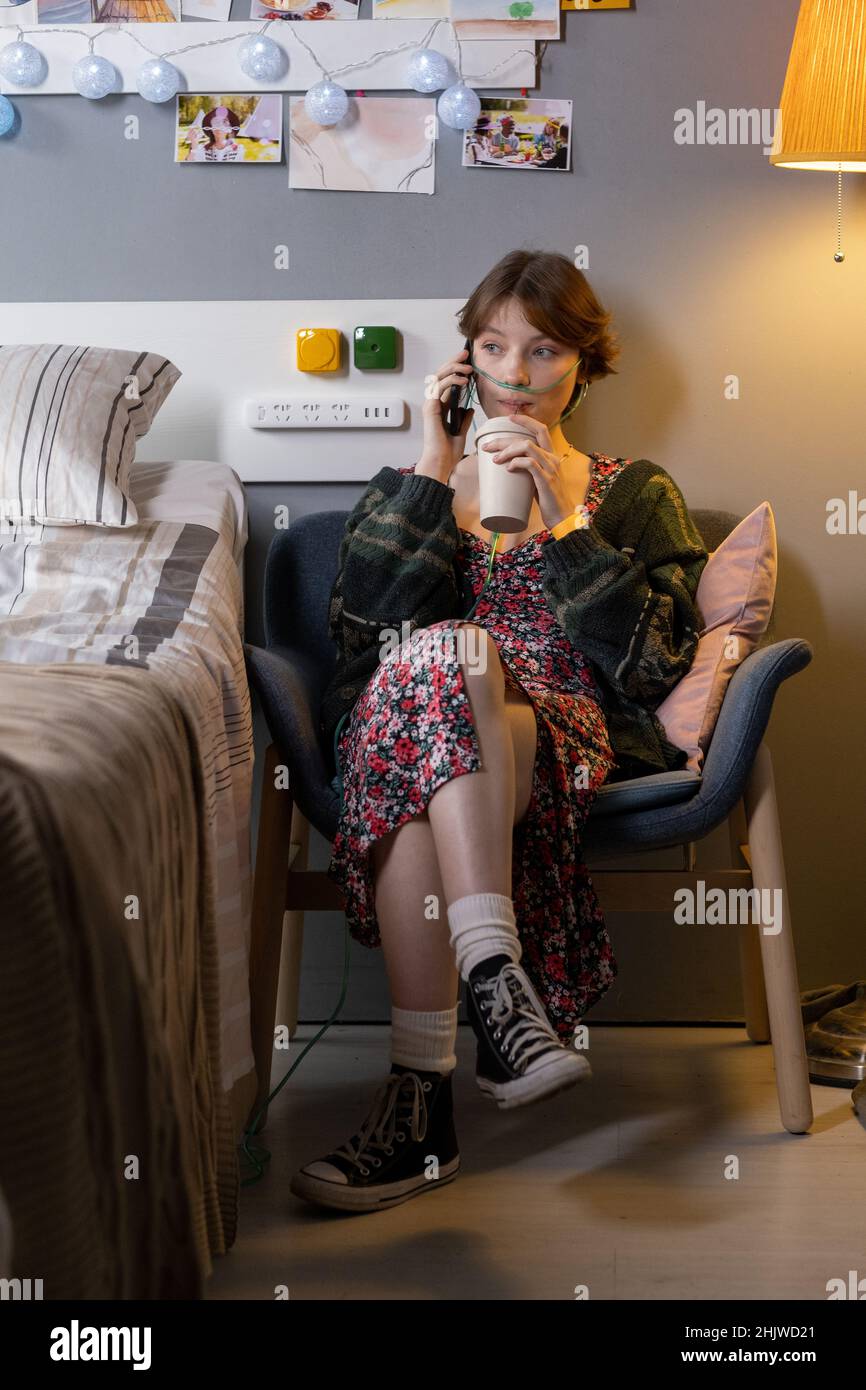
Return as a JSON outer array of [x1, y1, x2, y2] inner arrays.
[[0, 298, 480, 482]]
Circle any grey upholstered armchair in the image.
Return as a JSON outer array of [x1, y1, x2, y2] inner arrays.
[[245, 506, 814, 1137]]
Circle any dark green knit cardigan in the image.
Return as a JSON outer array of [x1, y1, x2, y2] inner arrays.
[[320, 460, 709, 784]]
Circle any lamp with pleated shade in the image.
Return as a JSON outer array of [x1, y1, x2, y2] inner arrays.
[[769, 0, 866, 259], [770, 0, 866, 171]]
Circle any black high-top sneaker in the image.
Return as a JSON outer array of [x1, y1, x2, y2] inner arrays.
[[289, 1064, 460, 1213], [466, 954, 591, 1110]]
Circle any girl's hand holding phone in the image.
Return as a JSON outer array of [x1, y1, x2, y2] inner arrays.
[[416, 349, 475, 484], [481, 412, 574, 531]]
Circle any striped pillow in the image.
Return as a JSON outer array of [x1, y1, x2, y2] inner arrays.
[[0, 344, 181, 528]]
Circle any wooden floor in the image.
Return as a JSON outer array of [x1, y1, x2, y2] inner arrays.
[[206, 1024, 866, 1301]]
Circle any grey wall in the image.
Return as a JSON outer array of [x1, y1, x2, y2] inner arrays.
[[0, 0, 812, 305], [5, 0, 866, 1023]]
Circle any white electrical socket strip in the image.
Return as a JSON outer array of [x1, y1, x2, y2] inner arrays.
[[245, 397, 405, 429]]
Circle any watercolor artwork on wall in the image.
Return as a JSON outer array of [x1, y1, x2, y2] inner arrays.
[[372, 0, 449, 18], [289, 95, 435, 194], [180, 0, 233, 20], [451, 0, 560, 41]]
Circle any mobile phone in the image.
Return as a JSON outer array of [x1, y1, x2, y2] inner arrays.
[[446, 337, 475, 436]]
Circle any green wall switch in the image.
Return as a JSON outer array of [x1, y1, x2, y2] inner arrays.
[[353, 326, 398, 370]]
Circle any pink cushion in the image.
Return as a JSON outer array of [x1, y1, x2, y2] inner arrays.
[[655, 502, 777, 773]]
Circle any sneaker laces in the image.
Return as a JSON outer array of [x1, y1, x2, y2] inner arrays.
[[331, 1071, 429, 1174], [476, 963, 565, 1070]]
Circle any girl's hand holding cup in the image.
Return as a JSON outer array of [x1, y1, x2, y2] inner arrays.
[[481, 412, 574, 532]]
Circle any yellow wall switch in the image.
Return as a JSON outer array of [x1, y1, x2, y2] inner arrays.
[[296, 328, 341, 373]]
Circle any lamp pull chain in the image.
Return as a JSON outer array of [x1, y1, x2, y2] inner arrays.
[[834, 164, 845, 263]]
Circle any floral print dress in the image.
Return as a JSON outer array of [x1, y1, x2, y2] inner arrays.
[[328, 452, 632, 1040]]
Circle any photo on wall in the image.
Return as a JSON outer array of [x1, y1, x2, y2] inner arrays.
[[249, 0, 359, 19], [372, 0, 449, 17], [36, 0, 179, 18], [175, 95, 283, 163], [0, 0, 36, 21], [462, 97, 572, 170], [180, 0, 233, 19], [451, 0, 560, 41], [289, 95, 435, 193]]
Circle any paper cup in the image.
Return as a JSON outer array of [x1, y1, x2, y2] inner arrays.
[[475, 415, 537, 532]]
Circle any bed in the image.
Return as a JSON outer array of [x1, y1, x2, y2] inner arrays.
[[0, 459, 256, 1299]]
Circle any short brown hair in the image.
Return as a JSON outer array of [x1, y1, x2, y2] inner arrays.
[[456, 248, 621, 384]]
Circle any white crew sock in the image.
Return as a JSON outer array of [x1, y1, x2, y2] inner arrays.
[[446, 892, 522, 981], [391, 1005, 458, 1075]]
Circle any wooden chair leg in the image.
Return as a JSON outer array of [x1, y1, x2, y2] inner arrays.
[[247, 743, 293, 1133], [729, 796, 771, 1043], [743, 743, 813, 1135], [275, 804, 310, 1041]]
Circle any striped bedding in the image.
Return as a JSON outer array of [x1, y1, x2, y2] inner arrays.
[[0, 463, 255, 1294], [0, 345, 181, 528]]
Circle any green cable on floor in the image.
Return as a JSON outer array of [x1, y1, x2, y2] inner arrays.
[[239, 915, 352, 1186], [239, 532, 501, 1184]]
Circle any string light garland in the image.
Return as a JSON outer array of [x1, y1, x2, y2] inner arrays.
[[0, 17, 535, 130], [406, 46, 450, 94], [137, 55, 181, 103], [72, 47, 117, 99], [0, 38, 46, 87], [238, 33, 286, 83]]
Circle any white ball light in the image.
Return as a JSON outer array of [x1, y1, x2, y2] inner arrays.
[[437, 82, 481, 131], [239, 34, 286, 83], [0, 40, 47, 89], [304, 79, 348, 127], [0, 94, 15, 137], [136, 57, 181, 104], [72, 54, 117, 100], [407, 48, 452, 94]]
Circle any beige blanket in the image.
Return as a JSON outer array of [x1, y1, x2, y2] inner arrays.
[[0, 513, 256, 1123], [0, 662, 239, 1299]]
